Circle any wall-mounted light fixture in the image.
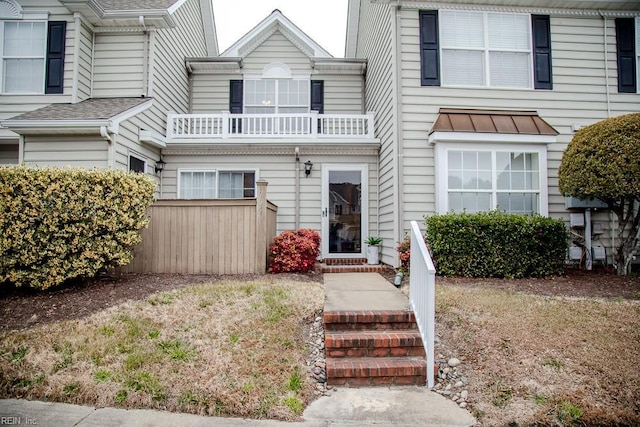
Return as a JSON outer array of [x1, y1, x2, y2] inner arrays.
[[155, 157, 166, 174], [304, 160, 313, 177]]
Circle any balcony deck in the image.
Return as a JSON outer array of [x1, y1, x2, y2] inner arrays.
[[166, 112, 376, 142]]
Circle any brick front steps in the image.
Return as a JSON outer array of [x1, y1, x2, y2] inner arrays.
[[321, 258, 386, 273], [324, 310, 427, 387]]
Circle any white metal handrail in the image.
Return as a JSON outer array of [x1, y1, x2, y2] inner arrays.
[[409, 220, 436, 388], [166, 111, 375, 139]]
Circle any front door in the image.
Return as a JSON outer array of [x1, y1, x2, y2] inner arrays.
[[321, 165, 368, 259]]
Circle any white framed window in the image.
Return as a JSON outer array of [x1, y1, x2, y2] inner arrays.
[[244, 79, 309, 114], [435, 143, 548, 215], [440, 11, 532, 88], [178, 170, 257, 199], [129, 155, 146, 173], [0, 20, 46, 93]]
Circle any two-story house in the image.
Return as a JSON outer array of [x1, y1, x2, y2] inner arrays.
[[1, 2, 380, 265], [347, 0, 640, 266], [156, 9, 379, 261], [0, 0, 216, 176]]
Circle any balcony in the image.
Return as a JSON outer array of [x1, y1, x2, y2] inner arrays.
[[166, 111, 376, 142]]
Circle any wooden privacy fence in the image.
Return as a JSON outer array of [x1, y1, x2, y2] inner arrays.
[[120, 180, 277, 274]]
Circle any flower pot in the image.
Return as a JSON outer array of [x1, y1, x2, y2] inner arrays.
[[366, 244, 380, 265]]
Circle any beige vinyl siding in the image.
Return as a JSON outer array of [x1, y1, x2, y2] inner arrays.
[[146, 0, 208, 131], [321, 74, 365, 113], [396, 10, 640, 263], [160, 153, 378, 236], [92, 33, 145, 97], [112, 119, 161, 196], [0, 144, 18, 164], [190, 74, 232, 113], [354, 1, 397, 265], [75, 19, 93, 101], [22, 135, 109, 169], [242, 31, 312, 75]]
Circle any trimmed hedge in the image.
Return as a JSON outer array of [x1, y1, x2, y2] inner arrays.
[[426, 211, 568, 278], [0, 166, 156, 289]]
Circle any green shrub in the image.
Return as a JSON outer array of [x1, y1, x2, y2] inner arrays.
[[426, 211, 568, 278], [0, 166, 155, 289]]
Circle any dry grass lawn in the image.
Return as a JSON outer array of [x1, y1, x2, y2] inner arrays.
[[436, 284, 640, 426], [0, 277, 324, 421]]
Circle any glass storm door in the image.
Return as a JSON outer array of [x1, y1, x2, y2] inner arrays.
[[321, 165, 368, 259]]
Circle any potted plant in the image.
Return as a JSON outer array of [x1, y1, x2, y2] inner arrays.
[[365, 236, 383, 265]]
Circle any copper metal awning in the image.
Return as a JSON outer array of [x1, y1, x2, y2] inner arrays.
[[430, 109, 559, 136]]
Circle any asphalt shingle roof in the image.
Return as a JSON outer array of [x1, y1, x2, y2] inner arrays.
[[8, 98, 152, 122], [94, 0, 182, 11]]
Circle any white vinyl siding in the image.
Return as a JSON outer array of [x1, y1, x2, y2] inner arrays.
[[440, 11, 532, 88], [1, 21, 46, 94], [352, 1, 397, 265], [242, 31, 310, 75], [92, 33, 145, 97]]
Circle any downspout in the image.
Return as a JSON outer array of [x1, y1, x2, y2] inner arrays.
[[391, 2, 404, 266], [18, 135, 24, 164], [599, 11, 612, 118], [100, 126, 115, 168], [139, 16, 149, 97], [599, 10, 616, 267], [295, 146, 300, 229], [71, 13, 82, 103]]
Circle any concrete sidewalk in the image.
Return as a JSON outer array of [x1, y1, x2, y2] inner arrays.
[[1, 387, 475, 426], [0, 273, 476, 427]]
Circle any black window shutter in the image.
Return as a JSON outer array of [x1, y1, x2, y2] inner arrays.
[[532, 15, 553, 90], [615, 18, 637, 93], [229, 80, 243, 113], [310, 80, 324, 113], [45, 21, 66, 94], [229, 80, 243, 133], [419, 10, 440, 86]]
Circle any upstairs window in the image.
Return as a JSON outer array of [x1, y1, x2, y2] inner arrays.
[[420, 10, 552, 89], [0, 1, 66, 96], [441, 11, 532, 88], [244, 79, 309, 114], [1, 21, 46, 93]]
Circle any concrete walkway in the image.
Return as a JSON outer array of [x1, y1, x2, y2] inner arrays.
[[0, 273, 476, 427]]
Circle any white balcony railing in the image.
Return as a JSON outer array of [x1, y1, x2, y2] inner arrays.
[[166, 111, 376, 140], [409, 220, 436, 388]]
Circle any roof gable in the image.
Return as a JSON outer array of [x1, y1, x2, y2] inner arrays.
[[221, 9, 332, 59]]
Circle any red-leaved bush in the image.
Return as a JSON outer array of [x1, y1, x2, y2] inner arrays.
[[269, 228, 321, 273], [397, 234, 411, 273]]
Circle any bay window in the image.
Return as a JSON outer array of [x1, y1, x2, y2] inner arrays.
[[436, 145, 547, 215]]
